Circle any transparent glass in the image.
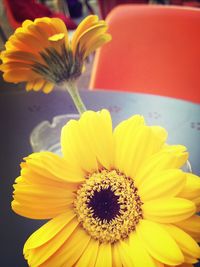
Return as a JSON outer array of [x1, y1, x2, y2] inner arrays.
[[182, 160, 193, 173], [30, 114, 79, 155], [30, 114, 192, 173]]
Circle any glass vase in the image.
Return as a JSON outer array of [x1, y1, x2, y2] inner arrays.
[[30, 114, 79, 155]]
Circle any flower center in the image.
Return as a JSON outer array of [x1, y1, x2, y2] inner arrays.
[[88, 187, 120, 222], [74, 169, 143, 243]]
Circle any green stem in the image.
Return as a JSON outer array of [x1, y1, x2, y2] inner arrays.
[[63, 81, 87, 115]]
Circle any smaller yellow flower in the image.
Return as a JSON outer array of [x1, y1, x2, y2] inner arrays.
[[0, 16, 111, 93]]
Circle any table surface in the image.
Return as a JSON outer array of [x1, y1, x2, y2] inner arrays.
[[1, 89, 200, 266]]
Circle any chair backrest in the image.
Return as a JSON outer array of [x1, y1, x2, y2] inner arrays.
[[90, 5, 200, 103], [97, 0, 148, 19]]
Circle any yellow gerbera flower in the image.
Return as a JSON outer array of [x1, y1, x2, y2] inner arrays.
[[12, 110, 200, 267], [0, 16, 111, 93]]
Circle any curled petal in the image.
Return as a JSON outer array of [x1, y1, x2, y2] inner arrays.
[[71, 15, 99, 51], [83, 33, 112, 59]]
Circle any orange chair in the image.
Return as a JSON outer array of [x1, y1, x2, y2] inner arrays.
[[90, 5, 200, 104], [97, 0, 148, 19]]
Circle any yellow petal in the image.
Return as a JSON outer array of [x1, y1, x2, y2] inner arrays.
[[128, 232, 158, 267], [117, 240, 134, 267], [0, 50, 41, 64], [139, 169, 186, 201], [0, 61, 31, 71], [143, 197, 196, 223], [178, 173, 200, 200], [34, 18, 56, 36], [153, 259, 165, 267], [25, 217, 79, 266], [187, 233, 200, 243], [13, 183, 74, 214], [71, 15, 98, 51], [175, 215, 200, 237], [34, 17, 52, 24], [162, 224, 200, 259], [183, 255, 198, 264], [136, 145, 188, 187], [48, 33, 65, 42], [24, 210, 75, 250], [32, 79, 45, 91], [20, 162, 79, 190], [12, 152, 83, 219], [112, 243, 123, 267], [114, 114, 145, 169], [95, 243, 112, 267], [40, 226, 90, 267], [5, 34, 30, 52], [83, 33, 112, 59], [50, 17, 68, 36], [193, 196, 200, 211], [61, 118, 98, 173], [24, 152, 84, 183], [13, 182, 74, 200], [136, 219, 184, 265], [76, 23, 108, 54], [12, 200, 71, 219], [61, 109, 114, 171], [76, 238, 99, 267], [3, 69, 38, 83], [26, 23, 49, 46], [22, 19, 34, 28], [42, 82, 54, 93], [115, 123, 167, 179], [14, 32, 44, 52]]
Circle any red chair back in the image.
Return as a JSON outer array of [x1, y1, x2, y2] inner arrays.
[[3, 0, 21, 29], [90, 5, 200, 103], [98, 0, 148, 19]]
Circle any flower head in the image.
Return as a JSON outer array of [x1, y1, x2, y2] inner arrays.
[[0, 16, 111, 93], [12, 110, 200, 267]]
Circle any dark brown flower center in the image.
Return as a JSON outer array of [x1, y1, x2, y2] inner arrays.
[[88, 187, 120, 222], [74, 169, 143, 243]]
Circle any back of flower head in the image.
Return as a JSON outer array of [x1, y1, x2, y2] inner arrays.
[[0, 15, 112, 114]]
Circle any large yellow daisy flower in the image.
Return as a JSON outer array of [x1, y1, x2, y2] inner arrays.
[[0, 15, 111, 93], [12, 110, 200, 267]]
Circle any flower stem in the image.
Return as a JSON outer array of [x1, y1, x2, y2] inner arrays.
[[64, 81, 87, 114]]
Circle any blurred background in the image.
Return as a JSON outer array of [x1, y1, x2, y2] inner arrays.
[[1, 0, 200, 49], [1, 2, 200, 267], [1, 0, 200, 90]]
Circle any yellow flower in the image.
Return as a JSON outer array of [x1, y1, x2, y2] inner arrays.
[[0, 16, 111, 93], [12, 110, 200, 267]]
